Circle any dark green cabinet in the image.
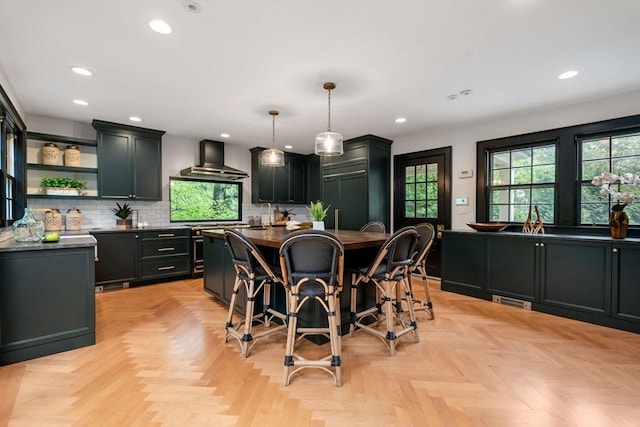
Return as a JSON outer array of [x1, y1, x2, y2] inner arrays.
[[540, 239, 611, 317], [250, 148, 306, 204], [0, 245, 96, 365], [611, 241, 640, 323], [203, 235, 247, 313], [92, 228, 190, 289], [93, 120, 164, 201], [321, 135, 391, 230], [93, 231, 138, 287], [442, 231, 639, 333]]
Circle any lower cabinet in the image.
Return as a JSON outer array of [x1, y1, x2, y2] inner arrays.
[[203, 235, 249, 314], [0, 245, 95, 365], [442, 231, 639, 333], [92, 228, 191, 289]]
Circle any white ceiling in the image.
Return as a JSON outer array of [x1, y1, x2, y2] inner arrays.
[[1, 0, 639, 154]]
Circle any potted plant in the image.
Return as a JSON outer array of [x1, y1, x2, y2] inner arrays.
[[280, 208, 295, 222], [41, 177, 87, 196], [307, 201, 330, 230], [111, 202, 133, 229], [591, 171, 640, 239]]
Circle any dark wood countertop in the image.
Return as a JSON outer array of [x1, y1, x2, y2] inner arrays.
[[202, 227, 389, 250]]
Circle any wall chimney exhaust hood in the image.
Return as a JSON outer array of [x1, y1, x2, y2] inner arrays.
[[180, 140, 249, 181]]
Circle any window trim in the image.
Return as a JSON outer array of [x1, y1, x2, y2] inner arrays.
[[477, 114, 640, 228]]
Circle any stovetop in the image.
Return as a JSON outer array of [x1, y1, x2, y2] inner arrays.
[[187, 223, 249, 231]]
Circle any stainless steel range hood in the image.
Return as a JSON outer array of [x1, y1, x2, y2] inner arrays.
[[180, 140, 249, 181]]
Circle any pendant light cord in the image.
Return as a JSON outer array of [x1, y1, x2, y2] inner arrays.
[[272, 113, 276, 148], [327, 89, 332, 132]]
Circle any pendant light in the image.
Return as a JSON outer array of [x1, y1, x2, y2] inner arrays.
[[261, 109, 285, 167], [315, 82, 344, 156]]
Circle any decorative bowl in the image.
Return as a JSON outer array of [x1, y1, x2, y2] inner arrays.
[[466, 222, 508, 232]]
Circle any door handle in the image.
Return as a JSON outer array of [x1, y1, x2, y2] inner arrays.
[[436, 224, 444, 239]]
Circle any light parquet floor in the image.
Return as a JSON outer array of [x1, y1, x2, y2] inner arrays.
[[1, 277, 639, 427]]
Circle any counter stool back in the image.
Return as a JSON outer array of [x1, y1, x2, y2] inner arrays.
[[223, 229, 288, 358], [408, 222, 436, 319], [359, 221, 386, 233], [349, 226, 419, 355], [279, 229, 345, 386]]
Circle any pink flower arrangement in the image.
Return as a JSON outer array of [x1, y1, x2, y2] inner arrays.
[[591, 172, 640, 211]]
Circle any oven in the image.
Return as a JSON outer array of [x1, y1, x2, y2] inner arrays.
[[192, 229, 204, 275], [191, 223, 249, 276]]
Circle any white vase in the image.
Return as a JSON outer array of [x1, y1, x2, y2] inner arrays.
[[312, 221, 325, 230]]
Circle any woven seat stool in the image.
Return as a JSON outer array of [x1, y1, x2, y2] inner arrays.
[[359, 221, 386, 233], [279, 229, 345, 386], [223, 229, 288, 358], [349, 226, 419, 355], [406, 222, 436, 319]]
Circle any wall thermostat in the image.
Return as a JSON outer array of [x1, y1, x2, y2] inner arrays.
[[458, 169, 474, 178]]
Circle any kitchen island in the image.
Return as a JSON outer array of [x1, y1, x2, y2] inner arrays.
[[201, 227, 389, 333], [0, 234, 97, 365]]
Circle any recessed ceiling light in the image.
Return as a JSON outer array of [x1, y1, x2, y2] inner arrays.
[[71, 66, 93, 76], [394, 117, 407, 124], [460, 89, 472, 96], [129, 116, 142, 122], [285, 145, 293, 149], [182, 0, 202, 13], [73, 99, 89, 106], [558, 70, 579, 80], [220, 133, 230, 138], [149, 19, 172, 34], [447, 94, 458, 100]]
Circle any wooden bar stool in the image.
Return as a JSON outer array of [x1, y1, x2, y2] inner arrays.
[[349, 226, 419, 355], [407, 222, 436, 319], [279, 229, 345, 386], [223, 229, 288, 358]]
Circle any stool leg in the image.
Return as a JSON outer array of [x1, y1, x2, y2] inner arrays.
[[283, 289, 298, 386], [224, 276, 242, 344], [419, 264, 434, 319], [327, 289, 342, 386], [240, 277, 256, 357], [382, 280, 397, 356]]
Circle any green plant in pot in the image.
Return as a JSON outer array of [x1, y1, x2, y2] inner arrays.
[[307, 200, 330, 230], [112, 202, 133, 229], [41, 177, 87, 195]]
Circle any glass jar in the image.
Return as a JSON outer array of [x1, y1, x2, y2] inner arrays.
[[12, 208, 45, 242]]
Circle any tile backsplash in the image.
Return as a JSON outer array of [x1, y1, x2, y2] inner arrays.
[[27, 198, 310, 229]]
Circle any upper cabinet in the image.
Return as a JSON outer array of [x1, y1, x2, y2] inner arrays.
[[321, 135, 392, 231], [250, 148, 307, 204], [93, 120, 165, 201], [26, 132, 99, 198]]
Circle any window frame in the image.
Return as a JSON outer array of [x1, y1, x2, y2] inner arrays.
[[477, 114, 640, 229], [0, 83, 26, 227]]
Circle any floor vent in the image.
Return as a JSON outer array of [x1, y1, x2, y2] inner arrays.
[[492, 295, 531, 310]]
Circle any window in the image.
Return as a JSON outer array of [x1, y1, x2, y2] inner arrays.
[[477, 114, 640, 229], [1, 84, 26, 227], [405, 162, 438, 219], [488, 143, 556, 224], [579, 130, 640, 225]]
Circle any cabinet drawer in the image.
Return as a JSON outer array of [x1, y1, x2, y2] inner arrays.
[[141, 239, 189, 258], [140, 257, 190, 279], [141, 229, 190, 240]]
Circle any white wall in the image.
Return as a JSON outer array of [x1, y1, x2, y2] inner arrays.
[[0, 62, 25, 121], [392, 90, 640, 230]]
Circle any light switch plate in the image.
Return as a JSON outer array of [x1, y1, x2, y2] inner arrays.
[[458, 169, 474, 178], [455, 197, 469, 206]]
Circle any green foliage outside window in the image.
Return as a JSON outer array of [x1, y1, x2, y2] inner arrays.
[[170, 180, 239, 221]]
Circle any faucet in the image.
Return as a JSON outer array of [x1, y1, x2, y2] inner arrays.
[[261, 203, 272, 228]]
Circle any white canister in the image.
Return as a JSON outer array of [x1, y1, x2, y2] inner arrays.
[[44, 209, 63, 231], [42, 143, 60, 165], [64, 145, 81, 167], [66, 207, 83, 231]]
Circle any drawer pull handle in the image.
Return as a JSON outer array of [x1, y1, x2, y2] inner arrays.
[[158, 247, 175, 252], [613, 248, 618, 253], [157, 233, 175, 237], [158, 266, 176, 271]]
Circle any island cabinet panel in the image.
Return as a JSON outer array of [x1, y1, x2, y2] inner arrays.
[[203, 235, 249, 314], [486, 236, 537, 301], [611, 241, 640, 323], [0, 246, 95, 365], [539, 239, 611, 317], [441, 233, 486, 297]]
